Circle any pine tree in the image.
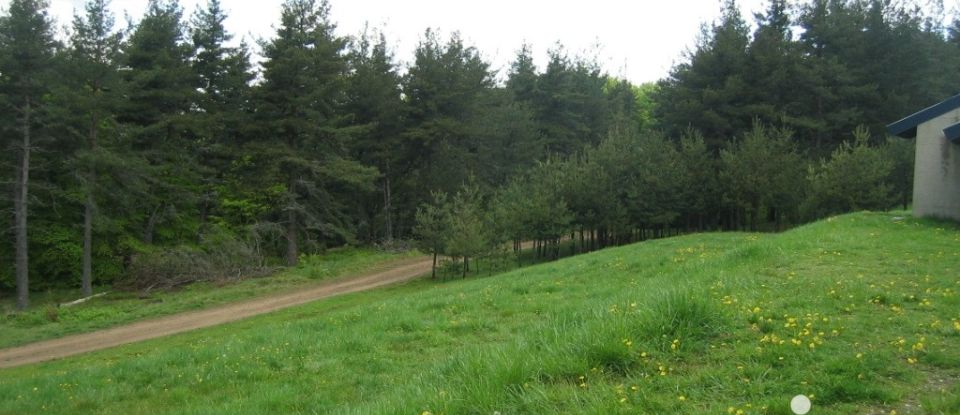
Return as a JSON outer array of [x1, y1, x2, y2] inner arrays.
[[119, 0, 199, 245], [67, 0, 124, 297], [345, 28, 405, 242], [413, 191, 448, 279], [720, 122, 805, 230], [257, 0, 376, 265], [189, 0, 254, 237], [806, 127, 894, 218], [506, 43, 538, 104], [676, 129, 719, 230], [402, 30, 493, 194], [747, 0, 814, 140], [442, 181, 490, 278], [0, 0, 59, 310], [190, 0, 252, 118], [468, 90, 542, 186], [534, 46, 612, 155], [654, 0, 751, 152]]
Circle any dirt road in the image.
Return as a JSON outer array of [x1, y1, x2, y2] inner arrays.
[[0, 256, 433, 369]]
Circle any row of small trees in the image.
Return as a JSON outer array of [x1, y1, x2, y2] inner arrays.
[[415, 123, 912, 277]]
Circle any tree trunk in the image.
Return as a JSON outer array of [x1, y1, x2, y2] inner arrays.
[[15, 99, 32, 311], [462, 256, 468, 278], [82, 194, 94, 297], [816, 95, 823, 152], [579, 228, 584, 254], [143, 204, 162, 245], [285, 172, 300, 266], [383, 169, 393, 242], [432, 251, 437, 279], [516, 240, 522, 266], [197, 195, 209, 243], [285, 208, 298, 266], [82, 109, 99, 298]]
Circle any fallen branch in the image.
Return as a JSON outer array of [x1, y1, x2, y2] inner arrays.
[[60, 292, 109, 308]]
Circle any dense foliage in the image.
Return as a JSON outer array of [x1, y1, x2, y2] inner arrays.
[[1, 0, 956, 305], [655, 0, 960, 153]]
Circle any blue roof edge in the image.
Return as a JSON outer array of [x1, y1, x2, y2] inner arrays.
[[887, 94, 960, 139], [944, 122, 960, 143]]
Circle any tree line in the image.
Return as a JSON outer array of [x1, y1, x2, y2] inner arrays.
[[1, 0, 956, 308], [655, 0, 960, 154], [414, 123, 910, 279]]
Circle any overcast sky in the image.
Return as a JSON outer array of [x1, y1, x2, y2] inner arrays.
[[39, 0, 771, 84]]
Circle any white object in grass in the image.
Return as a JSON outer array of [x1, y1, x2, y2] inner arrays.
[[791, 395, 812, 415]]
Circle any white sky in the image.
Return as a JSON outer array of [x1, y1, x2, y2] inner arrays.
[[39, 0, 771, 84]]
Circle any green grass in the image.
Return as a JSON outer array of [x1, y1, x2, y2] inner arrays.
[[1, 212, 959, 414], [0, 247, 419, 349]]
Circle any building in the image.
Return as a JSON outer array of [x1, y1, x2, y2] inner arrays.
[[888, 94, 960, 221]]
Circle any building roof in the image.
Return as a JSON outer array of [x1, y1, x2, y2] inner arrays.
[[945, 122, 960, 143], [887, 93, 960, 139]]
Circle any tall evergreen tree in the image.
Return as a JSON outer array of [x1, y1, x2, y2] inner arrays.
[[66, 0, 124, 297], [796, 0, 873, 151], [257, 0, 376, 265], [535, 46, 611, 155], [345, 28, 405, 242], [506, 43, 538, 104], [403, 29, 493, 194], [654, 0, 751, 151], [189, 0, 254, 237], [468, 90, 542, 186], [190, 0, 253, 119], [119, 0, 199, 245], [747, 0, 812, 137], [605, 78, 640, 131], [0, 0, 58, 310]]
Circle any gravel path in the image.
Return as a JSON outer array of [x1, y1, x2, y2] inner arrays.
[[0, 256, 432, 369]]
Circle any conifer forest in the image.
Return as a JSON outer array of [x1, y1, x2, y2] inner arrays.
[[2, 0, 959, 309]]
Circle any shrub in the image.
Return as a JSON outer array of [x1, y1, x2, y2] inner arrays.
[[120, 226, 270, 292], [44, 304, 59, 323], [805, 127, 895, 219]]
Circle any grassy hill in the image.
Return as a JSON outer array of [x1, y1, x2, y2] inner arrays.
[[1, 212, 958, 414]]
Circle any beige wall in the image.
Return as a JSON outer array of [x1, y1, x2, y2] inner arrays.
[[913, 107, 960, 221]]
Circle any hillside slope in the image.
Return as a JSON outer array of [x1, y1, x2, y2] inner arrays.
[[1, 212, 958, 414]]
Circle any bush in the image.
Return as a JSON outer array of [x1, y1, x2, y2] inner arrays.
[[720, 123, 806, 230], [120, 226, 270, 292], [805, 127, 895, 219]]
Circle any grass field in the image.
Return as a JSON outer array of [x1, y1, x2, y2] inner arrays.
[[1, 212, 958, 414], [0, 248, 418, 349]]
